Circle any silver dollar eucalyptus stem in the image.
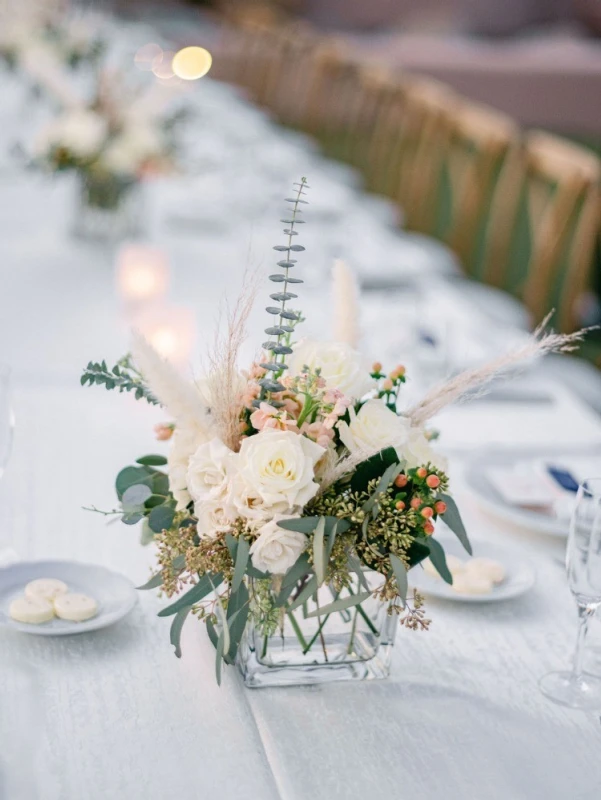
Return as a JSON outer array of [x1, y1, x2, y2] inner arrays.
[[258, 177, 309, 405]]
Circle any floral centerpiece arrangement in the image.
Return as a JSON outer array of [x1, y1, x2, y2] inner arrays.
[[82, 179, 586, 687], [0, 7, 105, 72], [32, 69, 182, 238]]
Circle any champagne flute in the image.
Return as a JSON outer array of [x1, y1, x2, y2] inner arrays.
[[539, 477, 601, 709]]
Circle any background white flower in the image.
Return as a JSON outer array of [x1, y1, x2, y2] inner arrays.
[[289, 339, 373, 399], [338, 399, 410, 455], [187, 437, 235, 504], [235, 429, 324, 518], [35, 109, 107, 159], [250, 516, 307, 574]]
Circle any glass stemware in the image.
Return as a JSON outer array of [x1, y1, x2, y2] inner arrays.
[[539, 477, 601, 709]]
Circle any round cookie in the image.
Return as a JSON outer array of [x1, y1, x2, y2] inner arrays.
[[25, 578, 68, 603], [10, 595, 55, 624], [464, 558, 505, 585], [452, 573, 493, 596], [54, 593, 98, 622]]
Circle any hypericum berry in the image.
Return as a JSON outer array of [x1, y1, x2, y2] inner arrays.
[[372, 361, 383, 374], [426, 474, 440, 489], [416, 467, 428, 479], [395, 474, 408, 488], [395, 500, 406, 511], [410, 497, 422, 510], [382, 378, 393, 391], [395, 365, 406, 377], [434, 500, 447, 515], [421, 507, 434, 519], [424, 521, 435, 536]]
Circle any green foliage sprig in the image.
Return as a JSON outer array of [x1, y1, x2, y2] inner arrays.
[[258, 177, 309, 400], [80, 355, 159, 405]]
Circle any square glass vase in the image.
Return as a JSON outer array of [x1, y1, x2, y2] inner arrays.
[[237, 572, 397, 688], [72, 172, 144, 241]]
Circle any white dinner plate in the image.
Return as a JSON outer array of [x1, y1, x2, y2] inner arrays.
[[464, 454, 570, 538], [412, 537, 536, 603], [0, 560, 137, 636]]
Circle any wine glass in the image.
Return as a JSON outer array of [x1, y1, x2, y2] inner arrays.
[[539, 477, 601, 709]]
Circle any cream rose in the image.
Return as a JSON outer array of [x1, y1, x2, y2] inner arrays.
[[250, 516, 307, 575], [289, 339, 373, 399], [235, 429, 325, 518], [187, 438, 235, 504], [400, 428, 448, 472], [338, 399, 410, 455], [195, 497, 235, 540], [167, 422, 211, 511]]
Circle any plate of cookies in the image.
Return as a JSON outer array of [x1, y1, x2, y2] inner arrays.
[[412, 537, 536, 603], [0, 560, 137, 635]]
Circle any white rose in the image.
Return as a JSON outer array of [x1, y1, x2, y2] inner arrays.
[[195, 497, 235, 540], [235, 429, 325, 518], [187, 437, 234, 504], [401, 428, 448, 472], [250, 516, 307, 575], [38, 109, 107, 159], [167, 422, 211, 511], [289, 339, 373, 399], [338, 399, 410, 455]]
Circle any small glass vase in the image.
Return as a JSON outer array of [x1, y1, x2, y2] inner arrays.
[[237, 572, 397, 688], [72, 172, 144, 241]]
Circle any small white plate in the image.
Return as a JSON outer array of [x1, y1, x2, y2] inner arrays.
[[464, 454, 569, 538], [0, 560, 138, 636], [412, 537, 536, 603]]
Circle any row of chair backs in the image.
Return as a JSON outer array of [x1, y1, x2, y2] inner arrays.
[[215, 15, 601, 335]]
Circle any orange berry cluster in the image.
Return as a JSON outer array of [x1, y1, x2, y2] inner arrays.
[[371, 362, 407, 398], [393, 468, 447, 536]]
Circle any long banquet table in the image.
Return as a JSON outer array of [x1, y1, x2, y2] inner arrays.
[[2, 20, 601, 800]]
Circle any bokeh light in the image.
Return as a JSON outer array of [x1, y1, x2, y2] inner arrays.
[[134, 43, 162, 71], [152, 51, 175, 80], [172, 46, 212, 81]]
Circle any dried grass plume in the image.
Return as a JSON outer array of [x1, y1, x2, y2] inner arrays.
[[332, 259, 360, 348]]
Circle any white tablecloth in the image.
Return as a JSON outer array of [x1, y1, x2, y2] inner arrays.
[[1, 23, 601, 800]]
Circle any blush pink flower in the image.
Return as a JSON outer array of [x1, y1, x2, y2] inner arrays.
[[154, 423, 174, 441], [301, 421, 335, 449], [250, 402, 299, 433]]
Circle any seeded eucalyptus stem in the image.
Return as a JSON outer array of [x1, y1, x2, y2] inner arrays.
[[258, 177, 309, 405]]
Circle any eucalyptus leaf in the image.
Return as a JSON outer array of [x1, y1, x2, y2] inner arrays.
[[346, 552, 370, 590], [122, 511, 143, 526], [278, 517, 319, 534], [427, 538, 453, 585], [303, 590, 373, 618], [140, 519, 155, 545], [226, 583, 250, 661], [136, 454, 168, 467], [170, 607, 191, 658], [215, 630, 224, 686], [389, 553, 408, 607], [122, 484, 152, 510], [313, 517, 326, 586], [287, 575, 318, 611], [231, 537, 250, 594], [115, 466, 152, 499], [148, 505, 175, 534], [158, 572, 223, 617], [137, 571, 164, 590], [440, 494, 472, 555]]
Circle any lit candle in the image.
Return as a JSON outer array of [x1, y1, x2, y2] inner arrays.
[[133, 305, 196, 367], [116, 243, 169, 307]]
